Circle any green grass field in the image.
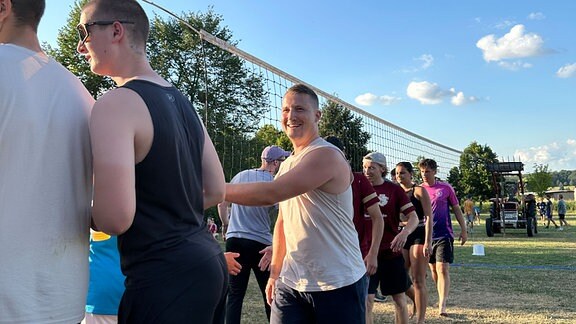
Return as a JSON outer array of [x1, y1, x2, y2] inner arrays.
[[223, 214, 576, 323]]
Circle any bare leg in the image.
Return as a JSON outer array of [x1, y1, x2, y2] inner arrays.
[[404, 286, 416, 319], [411, 244, 428, 323], [434, 262, 450, 315], [391, 292, 409, 324], [366, 294, 375, 324]]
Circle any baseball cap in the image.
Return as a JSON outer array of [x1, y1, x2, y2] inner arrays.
[[363, 152, 387, 167], [261, 145, 291, 162]]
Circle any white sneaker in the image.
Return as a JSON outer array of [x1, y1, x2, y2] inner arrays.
[[558, 227, 564, 231]]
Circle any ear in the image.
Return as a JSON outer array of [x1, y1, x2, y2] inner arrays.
[[315, 109, 322, 123], [111, 20, 126, 43], [0, 0, 12, 23]]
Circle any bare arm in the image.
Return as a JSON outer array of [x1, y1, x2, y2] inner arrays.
[[266, 210, 286, 305], [202, 125, 225, 209], [364, 203, 383, 275], [416, 187, 433, 256], [452, 204, 468, 245], [226, 147, 347, 206], [90, 90, 142, 235]]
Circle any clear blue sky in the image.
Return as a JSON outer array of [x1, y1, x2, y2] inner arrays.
[[39, 0, 576, 172]]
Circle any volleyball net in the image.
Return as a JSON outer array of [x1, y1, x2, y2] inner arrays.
[[141, 1, 462, 180]]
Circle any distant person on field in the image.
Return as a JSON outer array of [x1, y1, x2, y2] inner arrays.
[[557, 194, 568, 228], [544, 195, 559, 229], [83, 231, 125, 324], [225, 84, 367, 324], [473, 205, 481, 225], [363, 152, 419, 324], [463, 197, 475, 231], [218, 145, 290, 324], [419, 158, 467, 317], [78, 1, 228, 322], [0, 1, 94, 322]]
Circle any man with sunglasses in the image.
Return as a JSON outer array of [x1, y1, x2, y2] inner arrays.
[[0, 0, 94, 323], [77, 0, 227, 323], [218, 145, 290, 324]]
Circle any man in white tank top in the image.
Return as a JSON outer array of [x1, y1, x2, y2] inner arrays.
[[226, 84, 367, 323], [0, 1, 94, 323]]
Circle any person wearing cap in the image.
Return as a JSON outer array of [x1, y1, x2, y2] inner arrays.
[[218, 145, 290, 324], [362, 152, 419, 324], [418, 158, 467, 317], [225, 84, 367, 323]]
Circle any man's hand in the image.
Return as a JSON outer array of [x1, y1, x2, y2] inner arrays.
[[390, 231, 409, 252], [459, 231, 468, 245], [258, 245, 272, 272], [224, 252, 241, 275], [423, 240, 432, 258], [364, 252, 378, 276], [265, 278, 277, 305]]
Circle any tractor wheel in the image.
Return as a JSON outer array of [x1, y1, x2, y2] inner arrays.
[[486, 218, 494, 237], [527, 217, 535, 237]]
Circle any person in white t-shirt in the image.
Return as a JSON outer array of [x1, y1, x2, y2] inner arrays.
[[0, 1, 94, 323]]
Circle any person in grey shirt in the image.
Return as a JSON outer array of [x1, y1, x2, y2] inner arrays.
[[218, 145, 290, 323]]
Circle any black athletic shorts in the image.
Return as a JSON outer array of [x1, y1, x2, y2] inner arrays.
[[368, 255, 411, 295], [403, 225, 425, 250], [428, 237, 454, 264]]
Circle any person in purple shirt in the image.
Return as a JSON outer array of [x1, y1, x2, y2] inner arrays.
[[418, 158, 467, 317]]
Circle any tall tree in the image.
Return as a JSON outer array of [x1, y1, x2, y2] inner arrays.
[[447, 166, 463, 198], [458, 142, 498, 202], [319, 100, 370, 171], [44, 0, 114, 97], [525, 164, 553, 197]]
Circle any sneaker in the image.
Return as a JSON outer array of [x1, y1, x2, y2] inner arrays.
[[374, 291, 387, 302], [558, 227, 564, 231]]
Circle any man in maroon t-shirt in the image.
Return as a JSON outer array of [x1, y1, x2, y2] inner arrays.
[[363, 152, 419, 324]]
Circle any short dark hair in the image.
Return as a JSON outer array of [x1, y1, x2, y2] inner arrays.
[[396, 161, 413, 174], [83, 0, 149, 49], [418, 158, 437, 171], [286, 83, 319, 109], [11, 0, 45, 32]]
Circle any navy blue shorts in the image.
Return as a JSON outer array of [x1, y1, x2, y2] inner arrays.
[[368, 255, 411, 295], [271, 277, 366, 324], [429, 238, 454, 264]]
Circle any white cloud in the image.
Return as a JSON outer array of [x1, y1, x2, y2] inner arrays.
[[476, 24, 545, 63], [527, 12, 546, 20], [407, 82, 479, 106], [494, 20, 516, 30], [401, 54, 434, 73], [417, 54, 434, 70], [556, 63, 576, 78], [450, 90, 479, 106], [406, 81, 445, 105], [497, 61, 533, 71], [355, 93, 401, 106], [514, 139, 576, 171]]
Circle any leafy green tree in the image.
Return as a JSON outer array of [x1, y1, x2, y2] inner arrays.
[[44, 0, 114, 97], [525, 164, 553, 197], [319, 100, 370, 171], [412, 155, 426, 184], [458, 142, 498, 202], [447, 166, 463, 198]]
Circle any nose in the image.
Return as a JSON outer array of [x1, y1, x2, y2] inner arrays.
[[76, 40, 87, 55]]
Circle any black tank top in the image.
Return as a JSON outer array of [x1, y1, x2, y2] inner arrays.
[[118, 80, 222, 288], [406, 184, 425, 223]]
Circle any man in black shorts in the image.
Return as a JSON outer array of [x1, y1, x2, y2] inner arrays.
[[363, 152, 419, 324]]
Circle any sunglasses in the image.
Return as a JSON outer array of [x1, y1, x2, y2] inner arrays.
[[76, 20, 135, 46]]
